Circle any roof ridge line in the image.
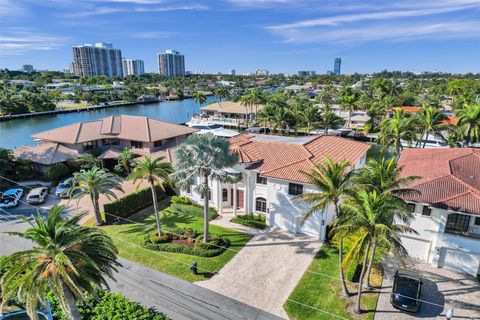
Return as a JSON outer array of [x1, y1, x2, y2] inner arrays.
[[435, 190, 472, 204], [261, 158, 309, 174], [73, 122, 82, 144], [408, 174, 452, 188], [49, 143, 60, 163], [146, 117, 151, 142]]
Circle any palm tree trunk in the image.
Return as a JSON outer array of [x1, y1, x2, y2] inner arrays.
[[364, 237, 377, 290], [334, 203, 350, 298], [61, 282, 82, 320], [355, 241, 372, 314], [150, 183, 161, 236], [203, 174, 210, 243], [91, 194, 103, 226]]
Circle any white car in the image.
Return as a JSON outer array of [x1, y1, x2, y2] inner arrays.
[[0, 188, 24, 208], [26, 187, 49, 204]]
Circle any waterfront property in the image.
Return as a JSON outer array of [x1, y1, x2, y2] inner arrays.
[[182, 133, 370, 239], [200, 101, 264, 126], [398, 148, 480, 277], [14, 115, 198, 170]]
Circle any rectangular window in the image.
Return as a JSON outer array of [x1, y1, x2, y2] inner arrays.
[[154, 140, 162, 147], [131, 141, 143, 149], [102, 138, 119, 145], [408, 203, 416, 213], [222, 189, 228, 202], [475, 217, 480, 226], [82, 141, 97, 151], [445, 214, 471, 235], [422, 206, 432, 216], [255, 198, 267, 213], [256, 173, 267, 185], [200, 189, 212, 201], [288, 183, 303, 196]]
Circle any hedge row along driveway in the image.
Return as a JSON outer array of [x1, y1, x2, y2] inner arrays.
[[99, 198, 253, 282]]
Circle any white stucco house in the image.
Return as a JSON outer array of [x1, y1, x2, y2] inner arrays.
[[398, 148, 480, 277], [182, 133, 370, 240]]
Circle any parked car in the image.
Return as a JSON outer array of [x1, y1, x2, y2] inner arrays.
[[55, 180, 72, 198], [26, 187, 49, 204], [0, 188, 24, 208], [391, 269, 423, 313], [245, 126, 271, 134]]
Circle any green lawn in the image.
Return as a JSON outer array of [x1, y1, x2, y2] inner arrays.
[[284, 245, 381, 320], [99, 199, 253, 282]]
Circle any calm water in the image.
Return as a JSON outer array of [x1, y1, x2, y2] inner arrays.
[[0, 97, 217, 150]]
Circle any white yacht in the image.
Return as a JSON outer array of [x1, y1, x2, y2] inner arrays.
[[186, 117, 240, 138]]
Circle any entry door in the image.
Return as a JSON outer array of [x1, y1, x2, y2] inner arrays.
[[236, 190, 244, 209]]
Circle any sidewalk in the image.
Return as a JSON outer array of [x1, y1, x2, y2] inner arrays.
[[211, 210, 263, 236]]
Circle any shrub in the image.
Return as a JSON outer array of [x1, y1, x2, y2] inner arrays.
[[104, 185, 167, 224], [46, 163, 70, 183], [231, 214, 267, 229], [46, 290, 170, 320], [170, 203, 218, 221], [171, 195, 192, 205]]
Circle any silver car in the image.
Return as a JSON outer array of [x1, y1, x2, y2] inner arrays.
[[26, 187, 49, 204]]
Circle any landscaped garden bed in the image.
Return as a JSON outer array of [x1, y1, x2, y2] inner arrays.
[[231, 214, 267, 229]]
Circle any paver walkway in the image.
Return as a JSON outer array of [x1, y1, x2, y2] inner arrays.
[[211, 211, 262, 235], [196, 226, 322, 319]]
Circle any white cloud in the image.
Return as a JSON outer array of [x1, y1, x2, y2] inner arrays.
[[0, 29, 68, 55], [135, 31, 175, 38]]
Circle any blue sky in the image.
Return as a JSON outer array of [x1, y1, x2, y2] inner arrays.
[[1, 0, 479, 74]]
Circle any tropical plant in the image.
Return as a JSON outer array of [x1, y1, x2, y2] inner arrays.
[[172, 133, 239, 242], [334, 191, 415, 313], [296, 158, 354, 297], [193, 91, 207, 115], [271, 105, 291, 135], [416, 104, 447, 147], [379, 109, 417, 158], [339, 89, 358, 128], [0, 205, 120, 320], [128, 156, 173, 236], [240, 88, 264, 126], [214, 87, 230, 103], [455, 103, 480, 145], [318, 105, 344, 134], [300, 104, 320, 135], [114, 148, 135, 175], [68, 167, 124, 226]]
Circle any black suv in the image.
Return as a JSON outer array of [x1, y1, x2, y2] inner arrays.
[[390, 269, 423, 312]]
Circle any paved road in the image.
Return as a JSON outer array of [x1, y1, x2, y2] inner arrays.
[[375, 256, 480, 320], [0, 213, 283, 320]]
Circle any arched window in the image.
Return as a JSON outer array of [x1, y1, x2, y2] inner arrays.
[[255, 197, 267, 213]]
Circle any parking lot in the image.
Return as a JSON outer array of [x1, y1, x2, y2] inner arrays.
[[375, 257, 480, 320]]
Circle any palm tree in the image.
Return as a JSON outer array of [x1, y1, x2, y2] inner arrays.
[[379, 109, 417, 158], [240, 88, 264, 126], [300, 104, 320, 135], [271, 106, 291, 135], [416, 104, 447, 147], [172, 133, 239, 242], [335, 191, 415, 313], [296, 158, 354, 297], [0, 205, 120, 320], [318, 105, 344, 134], [68, 167, 124, 226], [193, 91, 207, 116], [339, 90, 357, 128], [214, 86, 230, 103], [128, 156, 173, 236], [455, 103, 480, 146], [114, 148, 135, 175]]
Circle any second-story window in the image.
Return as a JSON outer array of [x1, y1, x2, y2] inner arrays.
[[131, 141, 143, 149], [82, 141, 97, 151], [422, 206, 432, 216], [256, 173, 267, 185], [288, 183, 303, 196], [154, 140, 162, 147], [408, 203, 416, 213]]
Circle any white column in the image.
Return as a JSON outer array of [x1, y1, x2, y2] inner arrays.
[[233, 183, 237, 215], [218, 181, 223, 214]]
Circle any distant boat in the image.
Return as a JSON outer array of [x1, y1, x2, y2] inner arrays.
[[186, 117, 240, 138]]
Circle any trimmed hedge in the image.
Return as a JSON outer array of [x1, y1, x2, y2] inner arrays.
[[104, 185, 169, 224], [231, 214, 267, 229], [171, 195, 192, 205], [170, 203, 218, 221]]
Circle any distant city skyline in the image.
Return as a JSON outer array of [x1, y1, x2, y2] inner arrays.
[[1, 0, 479, 74]]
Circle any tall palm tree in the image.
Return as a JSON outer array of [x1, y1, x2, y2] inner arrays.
[[416, 104, 447, 147], [193, 91, 207, 116], [128, 156, 173, 236], [214, 87, 230, 103], [300, 104, 320, 135], [172, 133, 239, 242], [68, 167, 124, 226], [271, 106, 291, 135], [379, 109, 417, 158], [319, 105, 344, 134], [339, 90, 357, 128], [335, 191, 415, 313], [296, 158, 354, 297], [455, 103, 480, 146], [0, 205, 120, 320], [240, 89, 264, 126]]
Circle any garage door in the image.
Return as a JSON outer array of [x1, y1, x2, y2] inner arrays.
[[443, 249, 480, 277], [273, 211, 295, 232], [400, 236, 431, 261]]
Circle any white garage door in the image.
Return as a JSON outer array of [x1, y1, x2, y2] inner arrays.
[[443, 249, 480, 277], [400, 236, 431, 261], [273, 211, 295, 232]]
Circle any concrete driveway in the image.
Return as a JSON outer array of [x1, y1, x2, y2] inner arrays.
[[375, 257, 480, 320], [196, 228, 322, 319]]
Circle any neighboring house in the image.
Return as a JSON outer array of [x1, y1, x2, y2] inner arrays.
[[398, 148, 480, 277], [182, 133, 370, 239], [200, 101, 264, 126], [13, 143, 81, 173], [15, 115, 198, 169]]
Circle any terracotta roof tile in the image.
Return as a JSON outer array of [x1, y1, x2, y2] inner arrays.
[[399, 148, 480, 215]]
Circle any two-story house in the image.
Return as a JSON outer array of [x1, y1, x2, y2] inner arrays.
[[183, 133, 370, 240], [14, 115, 198, 171], [398, 148, 480, 277]]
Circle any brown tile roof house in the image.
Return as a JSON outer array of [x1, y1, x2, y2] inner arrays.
[[13, 142, 80, 165], [201, 101, 264, 115], [32, 115, 198, 144], [229, 134, 371, 183], [398, 148, 480, 215]]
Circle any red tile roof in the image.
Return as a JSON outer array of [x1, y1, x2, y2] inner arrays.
[[398, 148, 480, 215], [229, 134, 371, 184], [391, 106, 420, 113], [440, 116, 459, 125]]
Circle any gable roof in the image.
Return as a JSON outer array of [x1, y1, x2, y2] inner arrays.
[[31, 115, 198, 144], [229, 134, 371, 184], [14, 142, 80, 165], [398, 148, 480, 215]]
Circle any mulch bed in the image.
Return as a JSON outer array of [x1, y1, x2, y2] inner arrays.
[[171, 239, 195, 248]]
